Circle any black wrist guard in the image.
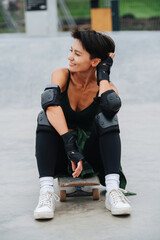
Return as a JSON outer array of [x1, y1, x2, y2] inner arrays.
[[61, 131, 85, 164], [97, 56, 113, 85]]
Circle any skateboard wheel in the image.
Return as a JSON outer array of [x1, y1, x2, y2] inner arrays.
[[60, 190, 66, 202], [92, 188, 100, 200]]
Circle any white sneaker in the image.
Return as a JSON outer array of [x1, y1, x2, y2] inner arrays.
[[105, 188, 132, 215], [34, 191, 59, 220]]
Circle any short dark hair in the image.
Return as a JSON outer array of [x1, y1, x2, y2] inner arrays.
[[71, 26, 115, 60]]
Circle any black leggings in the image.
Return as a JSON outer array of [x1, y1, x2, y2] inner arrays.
[[35, 125, 121, 185]]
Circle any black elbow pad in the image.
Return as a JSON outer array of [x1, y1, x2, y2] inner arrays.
[[100, 90, 122, 119], [41, 84, 61, 111]]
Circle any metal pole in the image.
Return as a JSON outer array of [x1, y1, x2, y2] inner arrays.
[[90, 0, 99, 8], [111, 0, 120, 31]]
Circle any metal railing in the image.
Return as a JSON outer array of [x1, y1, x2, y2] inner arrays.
[[0, 0, 25, 33], [0, 0, 160, 33], [58, 0, 160, 31], [58, 0, 76, 29], [0, 1, 18, 31], [119, 0, 160, 30]]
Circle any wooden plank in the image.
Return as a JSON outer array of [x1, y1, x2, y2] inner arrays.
[[91, 8, 112, 31], [58, 176, 100, 187]]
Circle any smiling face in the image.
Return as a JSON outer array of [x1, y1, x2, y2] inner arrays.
[[68, 39, 96, 73]]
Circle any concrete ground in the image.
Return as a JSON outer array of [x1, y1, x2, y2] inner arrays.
[[0, 31, 160, 240]]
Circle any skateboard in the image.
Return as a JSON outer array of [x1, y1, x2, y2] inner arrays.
[[58, 176, 100, 202]]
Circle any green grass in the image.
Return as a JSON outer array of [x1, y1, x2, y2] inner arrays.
[[0, 0, 25, 33], [119, 0, 160, 18], [59, 0, 90, 19], [61, 0, 110, 19], [62, 0, 160, 19], [0, 4, 4, 22], [0, 28, 15, 33], [0, 13, 3, 22]]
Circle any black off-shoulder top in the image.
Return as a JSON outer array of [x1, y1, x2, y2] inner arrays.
[[60, 70, 99, 131]]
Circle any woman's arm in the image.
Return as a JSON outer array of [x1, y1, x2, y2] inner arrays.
[[97, 53, 121, 118], [98, 52, 119, 96], [45, 68, 83, 177], [98, 80, 111, 97], [46, 68, 69, 136], [110, 81, 119, 95], [46, 105, 68, 136], [98, 80, 119, 97]]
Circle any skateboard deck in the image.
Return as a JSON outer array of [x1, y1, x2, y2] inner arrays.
[[58, 176, 100, 201]]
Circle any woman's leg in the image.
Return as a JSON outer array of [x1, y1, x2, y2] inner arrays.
[[35, 125, 68, 178], [34, 125, 68, 220], [83, 125, 131, 215], [99, 131, 121, 175], [99, 132, 121, 193], [83, 125, 121, 186]]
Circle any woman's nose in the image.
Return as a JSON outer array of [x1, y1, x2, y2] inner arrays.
[[68, 52, 74, 61]]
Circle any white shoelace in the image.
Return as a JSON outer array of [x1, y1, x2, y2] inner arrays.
[[110, 188, 130, 205], [39, 191, 60, 209]]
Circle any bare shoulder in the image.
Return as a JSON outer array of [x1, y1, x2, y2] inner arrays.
[[110, 81, 119, 95], [51, 68, 69, 92]]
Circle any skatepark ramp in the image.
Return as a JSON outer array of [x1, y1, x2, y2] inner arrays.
[[0, 31, 160, 240]]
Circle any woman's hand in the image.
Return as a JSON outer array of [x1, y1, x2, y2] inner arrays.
[[108, 52, 115, 59], [96, 53, 114, 85], [98, 52, 115, 96], [71, 160, 83, 178]]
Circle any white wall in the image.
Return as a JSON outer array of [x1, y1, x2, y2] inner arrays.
[[25, 0, 57, 37]]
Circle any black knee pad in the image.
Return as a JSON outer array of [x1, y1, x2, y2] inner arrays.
[[37, 110, 51, 127], [95, 112, 119, 135], [100, 90, 121, 119], [37, 110, 58, 134]]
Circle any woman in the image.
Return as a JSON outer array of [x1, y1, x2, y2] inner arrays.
[[34, 27, 132, 220]]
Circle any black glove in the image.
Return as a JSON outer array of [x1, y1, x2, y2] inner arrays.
[[97, 56, 113, 86], [61, 131, 85, 164]]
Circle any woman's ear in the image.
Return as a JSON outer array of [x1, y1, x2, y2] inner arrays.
[[91, 58, 101, 67]]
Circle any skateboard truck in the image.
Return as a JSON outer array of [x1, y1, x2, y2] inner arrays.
[[66, 186, 92, 197], [58, 176, 100, 201]]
